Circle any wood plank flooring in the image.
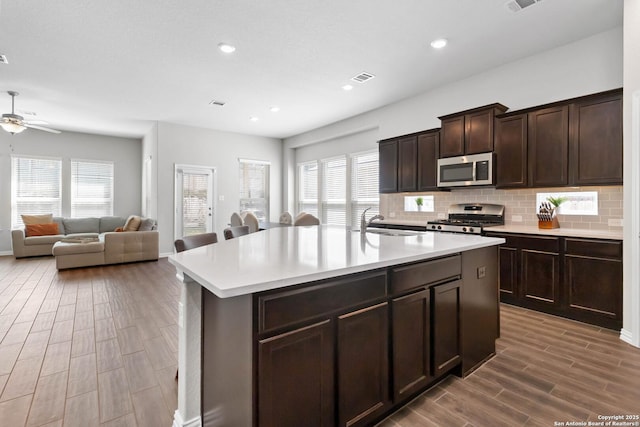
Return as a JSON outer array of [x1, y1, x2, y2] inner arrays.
[[1, 255, 640, 426]]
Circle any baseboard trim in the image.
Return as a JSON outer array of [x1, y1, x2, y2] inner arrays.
[[160, 252, 173, 258], [620, 328, 636, 346], [173, 410, 201, 427], [0, 251, 13, 257]]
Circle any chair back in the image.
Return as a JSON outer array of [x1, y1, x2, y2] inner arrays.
[[293, 213, 320, 226], [174, 232, 218, 253], [223, 225, 250, 240], [279, 212, 293, 225], [241, 211, 260, 233], [230, 212, 244, 227]]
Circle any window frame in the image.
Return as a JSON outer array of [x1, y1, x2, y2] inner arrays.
[[70, 158, 115, 218], [238, 158, 270, 222]]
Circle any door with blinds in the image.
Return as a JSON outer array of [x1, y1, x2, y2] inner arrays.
[[174, 165, 216, 239]]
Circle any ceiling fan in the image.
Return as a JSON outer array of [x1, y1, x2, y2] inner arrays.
[[1, 91, 61, 135]]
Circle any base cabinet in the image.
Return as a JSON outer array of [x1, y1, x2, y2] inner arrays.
[[432, 280, 461, 377]]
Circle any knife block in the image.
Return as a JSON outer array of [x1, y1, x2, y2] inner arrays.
[[538, 216, 559, 229]]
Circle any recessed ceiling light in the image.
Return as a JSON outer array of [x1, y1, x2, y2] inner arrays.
[[218, 43, 236, 53], [342, 84, 353, 91], [270, 106, 280, 113], [250, 116, 259, 122], [430, 38, 447, 49]]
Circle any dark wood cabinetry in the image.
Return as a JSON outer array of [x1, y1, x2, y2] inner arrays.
[[338, 303, 390, 427], [486, 232, 622, 329], [495, 113, 527, 188], [528, 105, 569, 187], [439, 104, 508, 158], [417, 131, 439, 191], [432, 280, 461, 377], [569, 92, 623, 185], [398, 136, 417, 192], [378, 139, 398, 193]]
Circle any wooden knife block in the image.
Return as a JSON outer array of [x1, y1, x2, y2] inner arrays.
[[538, 217, 559, 229]]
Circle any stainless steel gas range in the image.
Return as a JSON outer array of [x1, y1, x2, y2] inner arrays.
[[426, 203, 505, 235]]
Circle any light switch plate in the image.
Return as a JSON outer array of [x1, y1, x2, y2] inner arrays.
[[608, 218, 623, 227], [477, 266, 486, 279]]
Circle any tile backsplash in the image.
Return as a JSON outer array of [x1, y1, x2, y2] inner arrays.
[[380, 186, 623, 231]]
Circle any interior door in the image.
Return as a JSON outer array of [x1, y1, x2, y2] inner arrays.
[[174, 165, 215, 239]]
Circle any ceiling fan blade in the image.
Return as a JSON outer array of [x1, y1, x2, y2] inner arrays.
[[24, 123, 61, 134], [23, 119, 49, 125]]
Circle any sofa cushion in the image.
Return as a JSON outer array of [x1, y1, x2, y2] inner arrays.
[[52, 217, 66, 235], [22, 213, 53, 225], [123, 215, 141, 231], [53, 241, 105, 256], [63, 217, 100, 234], [24, 235, 64, 245], [25, 223, 59, 237], [137, 218, 156, 231], [99, 216, 127, 233]]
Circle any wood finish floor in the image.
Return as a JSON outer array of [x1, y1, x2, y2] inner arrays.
[[1, 256, 640, 426]]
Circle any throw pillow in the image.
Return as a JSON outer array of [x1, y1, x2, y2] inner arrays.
[[21, 214, 53, 225], [123, 215, 142, 231], [25, 223, 59, 237], [114, 227, 124, 232], [137, 218, 155, 231]]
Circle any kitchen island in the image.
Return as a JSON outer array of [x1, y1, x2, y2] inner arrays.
[[169, 225, 504, 427]]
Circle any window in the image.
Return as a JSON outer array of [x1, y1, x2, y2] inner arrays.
[[11, 156, 62, 227], [71, 159, 114, 217], [350, 151, 379, 226], [239, 159, 269, 222], [298, 161, 319, 217], [321, 157, 347, 225]]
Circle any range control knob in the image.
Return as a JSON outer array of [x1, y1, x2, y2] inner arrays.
[[469, 227, 474, 233], [437, 225, 442, 230], [462, 227, 467, 232]]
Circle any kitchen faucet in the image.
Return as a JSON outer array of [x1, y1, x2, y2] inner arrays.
[[360, 207, 385, 233]]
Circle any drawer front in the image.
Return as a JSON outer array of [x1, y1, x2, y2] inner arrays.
[[258, 271, 387, 334], [390, 255, 461, 295], [564, 238, 622, 260]]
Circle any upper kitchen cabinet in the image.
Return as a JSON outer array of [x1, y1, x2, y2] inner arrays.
[[417, 130, 440, 191], [495, 113, 528, 188], [528, 105, 569, 187], [398, 135, 418, 192], [438, 104, 508, 158], [569, 89, 623, 186], [378, 138, 398, 193]]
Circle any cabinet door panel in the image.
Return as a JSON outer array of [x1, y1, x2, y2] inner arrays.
[[338, 302, 390, 427], [258, 320, 334, 427], [398, 136, 417, 192], [569, 94, 623, 185], [440, 117, 465, 158], [466, 109, 494, 154], [417, 132, 439, 191], [495, 114, 527, 188], [379, 139, 398, 193], [432, 280, 461, 377], [391, 289, 431, 402], [521, 250, 560, 306], [498, 246, 518, 304], [528, 106, 568, 187]]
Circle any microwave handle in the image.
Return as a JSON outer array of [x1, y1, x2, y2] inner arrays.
[[472, 162, 476, 181]]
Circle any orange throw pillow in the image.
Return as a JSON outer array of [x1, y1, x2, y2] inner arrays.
[[25, 223, 59, 237]]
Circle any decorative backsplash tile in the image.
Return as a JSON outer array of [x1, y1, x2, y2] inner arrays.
[[380, 186, 623, 231]]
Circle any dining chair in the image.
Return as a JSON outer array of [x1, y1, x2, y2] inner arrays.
[[279, 211, 293, 225], [230, 212, 244, 227], [241, 211, 260, 233], [293, 213, 320, 226], [223, 225, 250, 240]]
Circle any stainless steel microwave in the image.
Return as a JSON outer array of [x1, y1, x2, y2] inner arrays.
[[437, 152, 494, 188]]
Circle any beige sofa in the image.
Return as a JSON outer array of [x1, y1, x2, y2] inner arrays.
[[11, 216, 159, 269]]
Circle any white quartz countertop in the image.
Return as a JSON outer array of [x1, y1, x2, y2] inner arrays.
[[484, 225, 623, 240], [168, 225, 504, 298]]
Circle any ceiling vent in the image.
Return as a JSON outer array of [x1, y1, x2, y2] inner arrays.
[[351, 72, 375, 83], [209, 100, 226, 107], [505, 0, 541, 12], [0, 54, 8, 64]]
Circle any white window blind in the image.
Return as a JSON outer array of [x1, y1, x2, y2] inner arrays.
[[298, 161, 319, 217], [11, 156, 62, 227], [239, 160, 269, 222], [351, 151, 379, 227], [321, 156, 347, 225], [71, 160, 114, 217]]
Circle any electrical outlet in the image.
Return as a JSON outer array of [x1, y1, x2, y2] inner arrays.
[[218, 195, 225, 201], [477, 266, 486, 279], [608, 218, 623, 227], [437, 213, 446, 219], [389, 212, 396, 218], [512, 215, 523, 222]]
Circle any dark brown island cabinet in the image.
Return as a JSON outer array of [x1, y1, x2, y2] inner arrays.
[[485, 232, 622, 330], [438, 103, 508, 158], [378, 129, 440, 193], [494, 88, 622, 188], [201, 246, 498, 427]]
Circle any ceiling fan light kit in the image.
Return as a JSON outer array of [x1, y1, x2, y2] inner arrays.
[[1, 91, 61, 135]]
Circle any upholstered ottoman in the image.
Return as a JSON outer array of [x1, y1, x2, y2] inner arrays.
[[52, 240, 105, 270]]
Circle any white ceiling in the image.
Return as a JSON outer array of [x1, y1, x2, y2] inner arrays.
[[0, 0, 623, 140]]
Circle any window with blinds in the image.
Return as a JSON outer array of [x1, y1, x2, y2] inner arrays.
[[11, 156, 62, 227], [71, 160, 114, 217], [351, 151, 380, 226], [321, 157, 347, 225], [298, 161, 319, 217], [239, 160, 270, 222]]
